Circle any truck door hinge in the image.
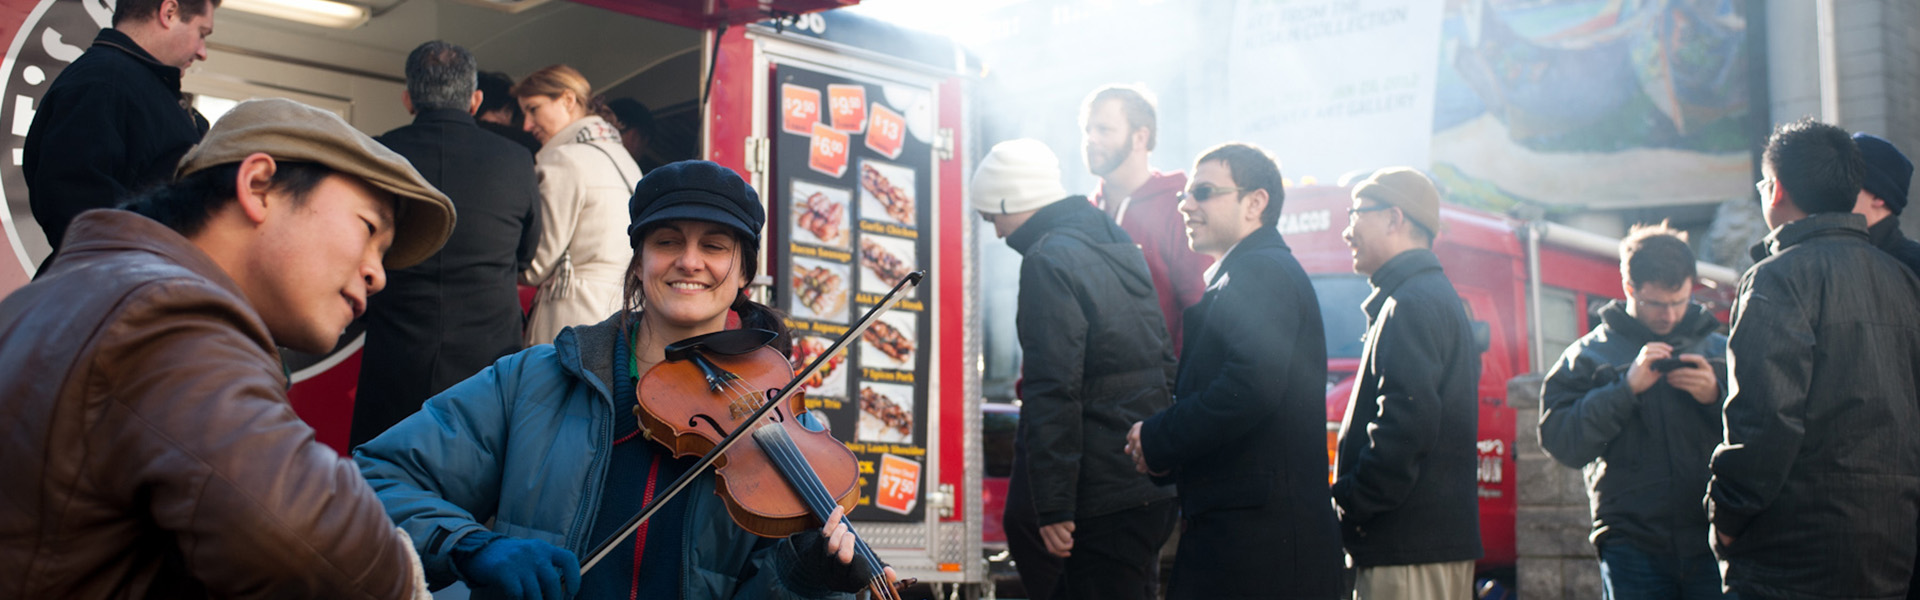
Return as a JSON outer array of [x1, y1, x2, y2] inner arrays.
[[935, 128, 955, 161], [744, 136, 771, 175], [932, 483, 955, 518]]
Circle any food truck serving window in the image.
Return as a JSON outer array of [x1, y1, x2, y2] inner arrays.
[[566, 0, 861, 29]]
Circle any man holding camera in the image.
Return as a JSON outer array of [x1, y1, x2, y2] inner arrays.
[[1538, 222, 1730, 599]]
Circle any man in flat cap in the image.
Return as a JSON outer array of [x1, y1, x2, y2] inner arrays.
[[1334, 167, 1482, 600], [0, 98, 451, 599]]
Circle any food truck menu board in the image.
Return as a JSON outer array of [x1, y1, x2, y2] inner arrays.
[[773, 64, 932, 522]]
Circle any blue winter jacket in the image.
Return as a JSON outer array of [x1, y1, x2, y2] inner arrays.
[[356, 314, 853, 600]]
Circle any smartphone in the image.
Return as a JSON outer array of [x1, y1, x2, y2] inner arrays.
[[1651, 357, 1692, 372]]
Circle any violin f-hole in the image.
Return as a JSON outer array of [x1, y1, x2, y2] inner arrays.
[[688, 414, 728, 438]]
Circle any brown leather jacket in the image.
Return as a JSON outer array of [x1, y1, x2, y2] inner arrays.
[[0, 210, 416, 598]]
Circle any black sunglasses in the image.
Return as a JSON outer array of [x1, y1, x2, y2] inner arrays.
[[1175, 185, 1245, 202]]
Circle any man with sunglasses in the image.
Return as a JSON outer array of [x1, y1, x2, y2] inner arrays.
[[1707, 119, 1920, 600], [973, 139, 1178, 600], [1333, 167, 1481, 600], [1126, 142, 1343, 599], [1538, 223, 1730, 599]]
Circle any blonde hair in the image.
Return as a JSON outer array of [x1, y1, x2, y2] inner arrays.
[[512, 64, 615, 123]]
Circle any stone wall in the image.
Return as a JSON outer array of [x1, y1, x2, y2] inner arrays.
[[1510, 372, 1601, 599]]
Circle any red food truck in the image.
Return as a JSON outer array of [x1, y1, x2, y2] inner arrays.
[[0, 3, 997, 596]]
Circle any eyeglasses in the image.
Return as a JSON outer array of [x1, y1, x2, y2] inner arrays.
[[1176, 185, 1245, 202], [977, 211, 999, 224], [1632, 296, 1690, 311], [1755, 178, 1774, 199], [1347, 204, 1396, 217]]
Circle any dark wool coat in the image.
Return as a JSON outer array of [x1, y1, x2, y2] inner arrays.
[[1710, 213, 1920, 600], [25, 29, 208, 254], [1869, 215, 1920, 277], [1333, 248, 1483, 568], [1006, 197, 1177, 524], [1139, 226, 1343, 600], [1539, 301, 1727, 557], [350, 109, 541, 447]]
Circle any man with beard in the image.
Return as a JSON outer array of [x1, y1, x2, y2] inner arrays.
[[1538, 223, 1730, 599], [1082, 84, 1211, 355]]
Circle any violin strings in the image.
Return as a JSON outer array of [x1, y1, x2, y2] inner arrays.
[[719, 374, 895, 596], [746, 419, 891, 579]]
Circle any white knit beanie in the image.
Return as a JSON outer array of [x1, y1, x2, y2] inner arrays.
[[970, 139, 1069, 215]]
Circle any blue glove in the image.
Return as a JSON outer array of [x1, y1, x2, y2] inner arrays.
[[453, 533, 581, 599]]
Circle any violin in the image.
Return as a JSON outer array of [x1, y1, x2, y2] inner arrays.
[[579, 272, 925, 600]]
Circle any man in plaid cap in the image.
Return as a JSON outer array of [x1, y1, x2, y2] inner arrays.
[[0, 98, 452, 599]]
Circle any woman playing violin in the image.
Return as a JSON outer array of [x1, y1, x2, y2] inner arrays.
[[357, 160, 886, 600]]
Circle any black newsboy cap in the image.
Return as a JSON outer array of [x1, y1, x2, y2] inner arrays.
[[627, 160, 766, 243]]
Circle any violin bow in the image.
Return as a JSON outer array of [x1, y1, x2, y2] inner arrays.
[[580, 270, 925, 574]]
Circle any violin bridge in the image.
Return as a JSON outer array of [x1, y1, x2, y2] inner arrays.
[[728, 390, 771, 421]]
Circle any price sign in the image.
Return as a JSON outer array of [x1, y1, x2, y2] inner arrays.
[[828, 83, 867, 133], [874, 454, 921, 515], [864, 102, 907, 160], [808, 121, 850, 177], [782, 84, 821, 136]]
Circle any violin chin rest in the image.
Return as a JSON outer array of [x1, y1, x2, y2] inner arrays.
[[664, 329, 781, 361]]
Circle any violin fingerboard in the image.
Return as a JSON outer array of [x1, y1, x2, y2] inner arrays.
[[750, 425, 890, 576]]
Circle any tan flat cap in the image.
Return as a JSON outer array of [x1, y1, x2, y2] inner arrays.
[[1352, 167, 1442, 236], [176, 98, 454, 269]]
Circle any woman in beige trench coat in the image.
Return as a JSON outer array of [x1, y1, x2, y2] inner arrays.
[[512, 65, 640, 347]]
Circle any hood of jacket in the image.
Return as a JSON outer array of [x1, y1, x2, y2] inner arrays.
[[1007, 196, 1157, 297], [1094, 169, 1186, 208], [552, 311, 625, 405], [1596, 299, 1722, 350]]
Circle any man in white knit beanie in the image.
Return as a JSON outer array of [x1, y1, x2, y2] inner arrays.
[[973, 139, 1179, 600]]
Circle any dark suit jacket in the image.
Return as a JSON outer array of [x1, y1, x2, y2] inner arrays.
[[1139, 227, 1343, 599], [350, 109, 541, 447]]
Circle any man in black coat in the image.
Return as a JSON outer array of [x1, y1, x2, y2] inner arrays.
[[25, 0, 214, 264], [1852, 133, 1920, 600], [1126, 142, 1343, 600], [1333, 167, 1482, 599], [1850, 133, 1920, 275], [348, 41, 541, 447], [1538, 223, 1730, 599], [1709, 118, 1920, 600], [973, 139, 1177, 600]]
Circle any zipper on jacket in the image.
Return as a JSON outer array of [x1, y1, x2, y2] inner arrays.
[[568, 376, 614, 554]]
